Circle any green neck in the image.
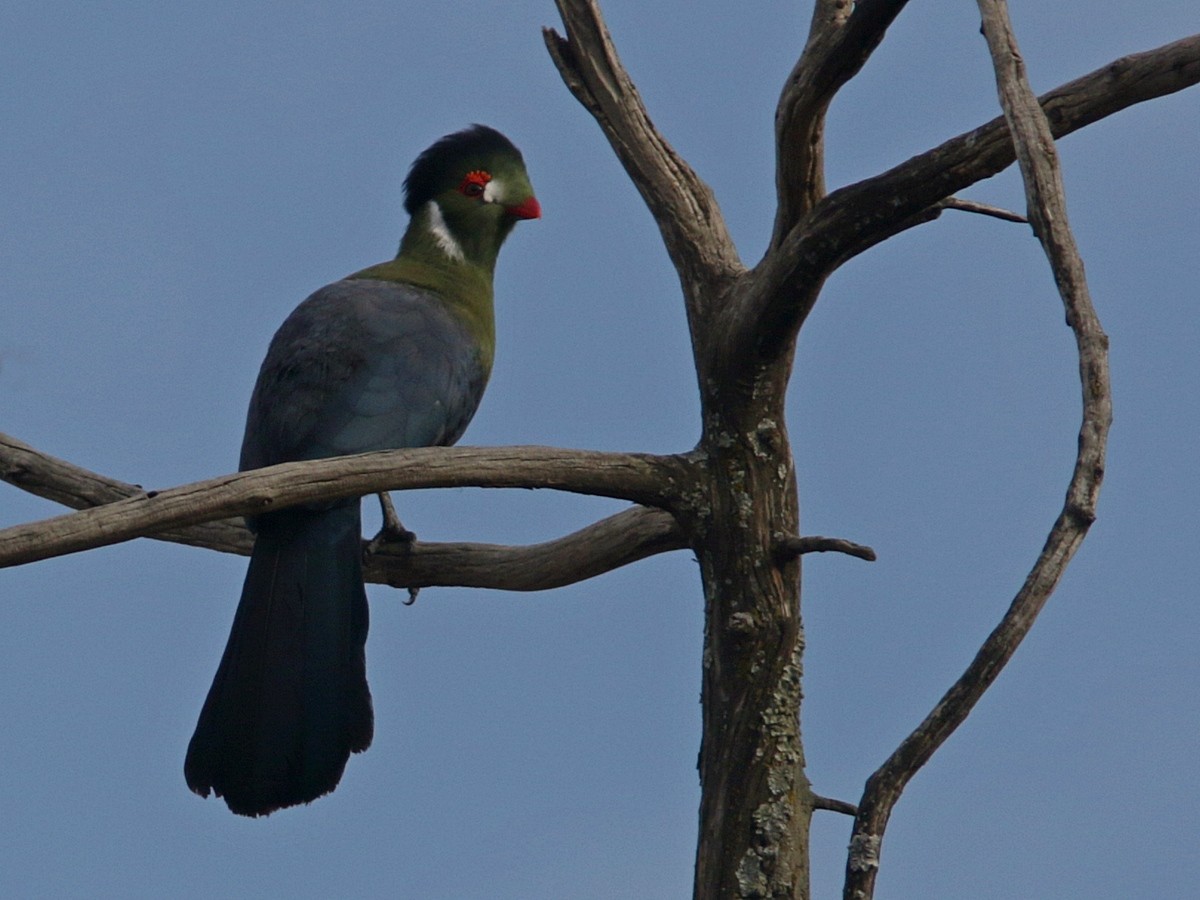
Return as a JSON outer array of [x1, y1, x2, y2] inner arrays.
[[347, 203, 500, 370]]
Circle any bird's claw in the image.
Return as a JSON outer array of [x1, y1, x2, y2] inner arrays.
[[364, 523, 416, 558], [364, 491, 417, 557]]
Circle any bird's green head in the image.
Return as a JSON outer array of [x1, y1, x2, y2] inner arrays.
[[400, 124, 539, 273]]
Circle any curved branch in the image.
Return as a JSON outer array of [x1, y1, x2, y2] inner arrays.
[[543, 0, 744, 337], [739, 33, 1200, 369], [0, 443, 692, 568], [773, 1, 912, 242], [940, 196, 1027, 223], [370, 504, 686, 591], [843, 4, 1113, 896]]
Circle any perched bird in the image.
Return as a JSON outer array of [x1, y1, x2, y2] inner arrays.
[[184, 125, 539, 817]]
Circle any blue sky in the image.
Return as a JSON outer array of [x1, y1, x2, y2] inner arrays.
[[1, 2, 1197, 897]]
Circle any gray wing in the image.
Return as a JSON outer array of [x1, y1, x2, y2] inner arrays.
[[239, 279, 488, 472]]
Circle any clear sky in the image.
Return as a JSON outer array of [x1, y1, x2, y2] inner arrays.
[[1, 2, 1196, 898]]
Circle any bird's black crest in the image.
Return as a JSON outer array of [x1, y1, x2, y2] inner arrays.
[[403, 124, 525, 215]]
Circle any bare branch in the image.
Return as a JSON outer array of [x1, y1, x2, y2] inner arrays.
[[0, 444, 691, 569], [738, 33, 1200, 369], [542, 0, 744, 337], [940, 196, 1028, 223], [370, 504, 686, 591], [843, 5, 1113, 896], [774, 1, 912, 241], [773, 533, 877, 562], [0, 430, 251, 553], [1, 431, 696, 589], [3, 432, 882, 593], [813, 795, 859, 817]]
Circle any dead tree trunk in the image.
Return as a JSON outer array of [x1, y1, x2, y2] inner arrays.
[[688, 361, 810, 898], [544, 3, 1197, 897]]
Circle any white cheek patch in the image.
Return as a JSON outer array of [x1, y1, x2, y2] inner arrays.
[[426, 200, 465, 261], [482, 178, 503, 204]]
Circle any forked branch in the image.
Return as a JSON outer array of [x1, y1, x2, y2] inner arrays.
[[739, 32, 1200, 369], [0, 431, 690, 589], [773, 0, 912, 240], [843, 4, 1113, 896], [0, 442, 691, 569], [1, 433, 877, 591]]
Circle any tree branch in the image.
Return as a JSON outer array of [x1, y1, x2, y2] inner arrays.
[[369, 504, 685, 591], [940, 196, 1027, 223], [3, 432, 880, 593], [813, 795, 859, 817], [773, 533, 876, 563], [843, 4, 1113, 896], [773, 1, 912, 242], [0, 443, 692, 568], [1, 431, 695, 589], [542, 0, 744, 344], [737, 32, 1200, 371], [0, 431, 251, 553]]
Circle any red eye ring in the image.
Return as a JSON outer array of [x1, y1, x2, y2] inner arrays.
[[459, 170, 491, 198]]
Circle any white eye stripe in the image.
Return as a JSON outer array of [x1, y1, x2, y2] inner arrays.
[[426, 200, 465, 261], [482, 178, 502, 203]]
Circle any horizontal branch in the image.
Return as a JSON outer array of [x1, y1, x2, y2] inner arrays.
[[370, 504, 685, 591], [773, 533, 877, 562], [2, 433, 875, 592], [813, 795, 859, 817], [0, 442, 691, 569], [1, 430, 691, 587], [737, 32, 1200, 369]]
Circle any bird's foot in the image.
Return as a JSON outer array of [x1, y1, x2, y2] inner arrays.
[[365, 491, 417, 556], [364, 521, 416, 557], [367, 491, 420, 605]]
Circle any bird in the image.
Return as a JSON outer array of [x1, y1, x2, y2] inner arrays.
[[184, 125, 540, 817]]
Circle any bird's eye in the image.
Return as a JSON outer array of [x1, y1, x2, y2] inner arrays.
[[459, 170, 491, 199]]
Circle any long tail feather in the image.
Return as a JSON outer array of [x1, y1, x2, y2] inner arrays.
[[184, 503, 373, 816]]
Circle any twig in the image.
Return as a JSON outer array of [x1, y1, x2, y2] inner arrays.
[[940, 196, 1028, 223], [843, 4, 1112, 897], [813, 795, 859, 817], [773, 534, 876, 563]]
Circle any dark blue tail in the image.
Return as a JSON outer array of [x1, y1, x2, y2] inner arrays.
[[184, 503, 373, 816]]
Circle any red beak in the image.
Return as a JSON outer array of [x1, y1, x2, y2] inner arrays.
[[505, 196, 541, 220]]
